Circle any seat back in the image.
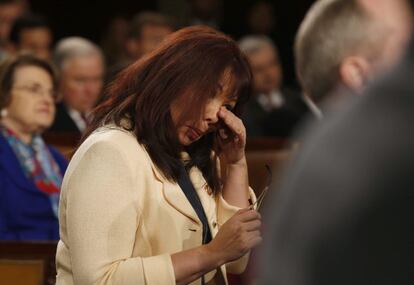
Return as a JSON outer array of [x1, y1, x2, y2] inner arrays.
[[0, 241, 58, 285], [43, 132, 80, 160], [246, 138, 294, 198], [0, 259, 44, 285]]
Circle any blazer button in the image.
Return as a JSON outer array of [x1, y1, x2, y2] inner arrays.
[[212, 221, 217, 228]]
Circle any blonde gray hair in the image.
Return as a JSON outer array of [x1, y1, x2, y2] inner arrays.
[[295, 0, 386, 102], [239, 35, 276, 55], [53, 37, 103, 70]]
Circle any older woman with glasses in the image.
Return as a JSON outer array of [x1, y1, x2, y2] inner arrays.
[[0, 54, 68, 240]]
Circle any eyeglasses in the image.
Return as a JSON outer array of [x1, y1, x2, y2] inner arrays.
[[13, 84, 57, 100], [250, 165, 272, 210]]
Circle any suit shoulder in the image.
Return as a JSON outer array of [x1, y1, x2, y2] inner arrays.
[[75, 126, 150, 167]]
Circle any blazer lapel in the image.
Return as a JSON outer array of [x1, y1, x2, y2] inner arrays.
[[188, 168, 215, 225], [162, 181, 201, 225], [148, 155, 201, 225]]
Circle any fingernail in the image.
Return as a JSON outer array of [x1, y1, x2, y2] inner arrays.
[[219, 129, 228, 139]]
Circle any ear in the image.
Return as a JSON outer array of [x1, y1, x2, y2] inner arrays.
[[0, 108, 8, 118], [339, 56, 371, 92], [125, 38, 140, 59]]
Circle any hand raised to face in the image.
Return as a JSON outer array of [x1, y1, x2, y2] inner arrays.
[[216, 106, 247, 165]]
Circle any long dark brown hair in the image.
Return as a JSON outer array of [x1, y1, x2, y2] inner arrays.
[[84, 25, 252, 194]]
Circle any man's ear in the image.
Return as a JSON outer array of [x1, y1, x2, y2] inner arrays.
[[339, 56, 371, 92]]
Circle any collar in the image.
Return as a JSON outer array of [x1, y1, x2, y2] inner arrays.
[[66, 107, 88, 132], [257, 90, 285, 112]]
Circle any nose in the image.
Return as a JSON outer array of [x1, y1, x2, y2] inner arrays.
[[204, 99, 221, 125], [39, 89, 55, 104], [42, 93, 54, 106]]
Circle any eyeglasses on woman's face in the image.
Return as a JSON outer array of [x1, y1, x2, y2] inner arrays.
[[12, 83, 57, 101], [3, 65, 56, 133]]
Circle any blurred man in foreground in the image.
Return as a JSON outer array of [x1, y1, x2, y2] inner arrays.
[[295, 0, 412, 106]]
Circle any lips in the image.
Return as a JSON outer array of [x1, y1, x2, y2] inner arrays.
[[37, 108, 51, 114], [187, 126, 204, 141]]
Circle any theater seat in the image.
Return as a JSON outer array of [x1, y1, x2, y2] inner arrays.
[[245, 138, 294, 198], [0, 241, 58, 285], [43, 131, 81, 160], [0, 259, 43, 285]]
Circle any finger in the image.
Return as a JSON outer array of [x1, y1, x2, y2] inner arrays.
[[241, 231, 262, 250], [235, 208, 251, 215], [246, 230, 262, 239], [243, 219, 261, 232], [218, 128, 229, 140], [249, 235, 263, 248], [237, 209, 261, 222], [218, 107, 245, 139]]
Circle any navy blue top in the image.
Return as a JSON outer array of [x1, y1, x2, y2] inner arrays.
[[0, 133, 68, 240]]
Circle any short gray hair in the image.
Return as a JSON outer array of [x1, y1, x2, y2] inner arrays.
[[295, 0, 386, 102], [238, 35, 279, 60], [53, 37, 103, 70]]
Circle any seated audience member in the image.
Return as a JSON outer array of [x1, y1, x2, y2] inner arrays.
[[239, 35, 312, 138], [100, 16, 130, 68], [0, 0, 27, 56], [259, 32, 414, 285], [0, 54, 67, 240], [246, 1, 276, 36], [126, 11, 175, 60], [9, 13, 53, 60], [49, 37, 104, 135], [187, 0, 222, 29], [295, 0, 412, 107], [107, 11, 175, 81]]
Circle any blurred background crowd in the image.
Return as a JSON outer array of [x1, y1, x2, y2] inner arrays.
[[0, 0, 318, 141]]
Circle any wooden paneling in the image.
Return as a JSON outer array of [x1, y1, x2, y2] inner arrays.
[[0, 260, 44, 285], [0, 241, 58, 285]]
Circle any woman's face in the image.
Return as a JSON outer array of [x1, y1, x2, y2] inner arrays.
[[170, 72, 238, 146], [3, 65, 55, 134]]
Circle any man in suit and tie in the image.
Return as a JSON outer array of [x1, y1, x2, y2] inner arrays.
[[239, 36, 313, 138], [49, 37, 105, 136]]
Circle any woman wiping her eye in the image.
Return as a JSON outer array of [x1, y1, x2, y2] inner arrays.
[[55, 25, 261, 285]]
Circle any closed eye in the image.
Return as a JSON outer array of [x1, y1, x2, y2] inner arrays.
[[224, 104, 232, 111], [223, 103, 236, 111]]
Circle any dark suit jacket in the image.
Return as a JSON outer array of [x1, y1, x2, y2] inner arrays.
[[49, 103, 82, 136], [259, 43, 414, 285], [242, 88, 312, 138], [0, 133, 68, 240]]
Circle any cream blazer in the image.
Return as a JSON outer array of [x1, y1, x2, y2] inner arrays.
[[56, 126, 256, 285]]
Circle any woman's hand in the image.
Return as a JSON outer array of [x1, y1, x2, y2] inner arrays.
[[216, 106, 247, 165], [204, 208, 262, 264]]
